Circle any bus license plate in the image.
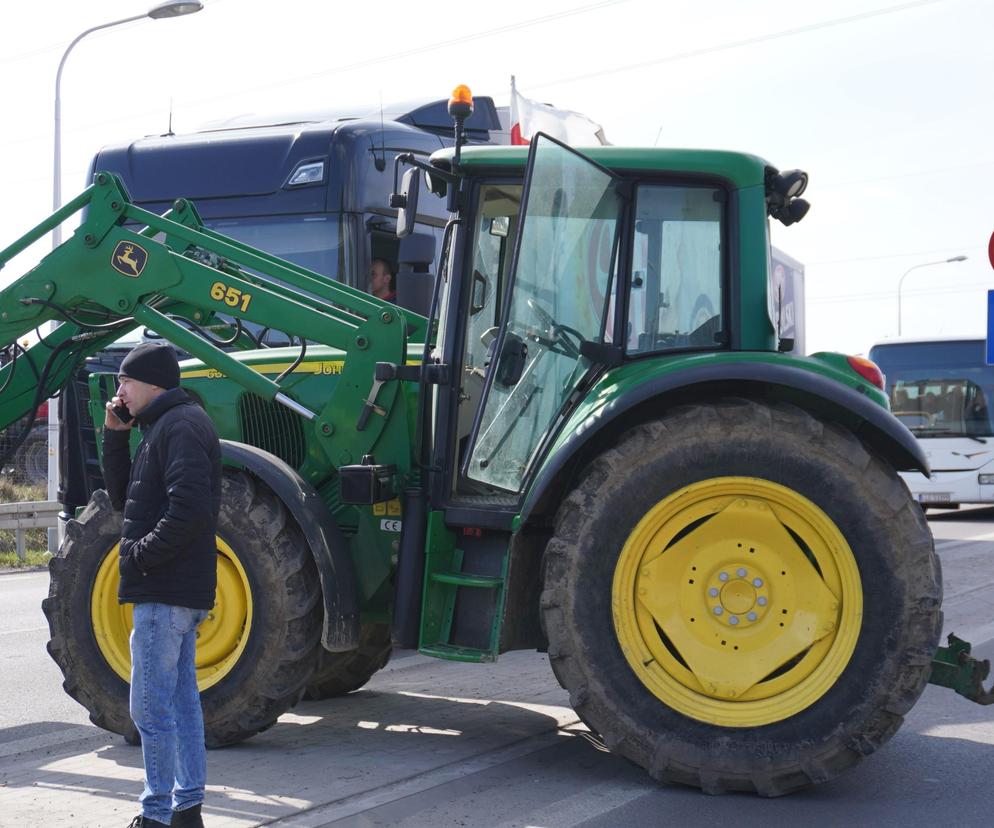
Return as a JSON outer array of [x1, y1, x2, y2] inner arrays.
[[918, 493, 951, 504]]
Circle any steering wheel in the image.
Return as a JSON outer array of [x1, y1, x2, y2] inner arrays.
[[524, 296, 585, 359]]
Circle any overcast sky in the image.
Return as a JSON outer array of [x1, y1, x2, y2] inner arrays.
[[0, 0, 990, 355]]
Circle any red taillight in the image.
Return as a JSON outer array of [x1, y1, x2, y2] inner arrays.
[[846, 355, 884, 390], [36, 401, 49, 419]]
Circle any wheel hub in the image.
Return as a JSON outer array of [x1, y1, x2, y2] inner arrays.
[[613, 477, 862, 726], [91, 536, 251, 691], [710, 564, 768, 624]]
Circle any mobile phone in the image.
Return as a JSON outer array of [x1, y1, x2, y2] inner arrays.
[[111, 403, 134, 424]]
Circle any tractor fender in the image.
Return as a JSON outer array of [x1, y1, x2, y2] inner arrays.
[[220, 440, 360, 652], [521, 361, 928, 523]]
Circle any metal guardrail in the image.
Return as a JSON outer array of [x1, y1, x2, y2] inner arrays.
[[0, 500, 59, 561]]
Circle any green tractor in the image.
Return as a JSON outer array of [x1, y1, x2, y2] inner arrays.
[[0, 91, 989, 796]]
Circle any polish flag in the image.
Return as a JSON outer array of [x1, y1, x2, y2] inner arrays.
[[510, 77, 609, 147]]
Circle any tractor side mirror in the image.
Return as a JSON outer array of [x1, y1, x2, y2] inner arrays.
[[396, 167, 420, 239], [489, 216, 509, 238]]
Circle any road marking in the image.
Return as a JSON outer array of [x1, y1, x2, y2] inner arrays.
[[266, 723, 583, 827], [0, 625, 47, 636], [934, 535, 994, 554], [0, 571, 48, 581], [0, 725, 102, 759], [946, 619, 994, 650], [490, 779, 651, 828]]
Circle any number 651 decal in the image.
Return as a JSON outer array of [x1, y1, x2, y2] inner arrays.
[[210, 281, 252, 312]]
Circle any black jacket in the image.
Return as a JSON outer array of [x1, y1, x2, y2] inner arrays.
[[102, 388, 221, 610]]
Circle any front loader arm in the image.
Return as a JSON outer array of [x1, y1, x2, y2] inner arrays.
[[0, 172, 427, 471]]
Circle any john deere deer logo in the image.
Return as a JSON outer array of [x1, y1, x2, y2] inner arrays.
[[111, 241, 148, 277]]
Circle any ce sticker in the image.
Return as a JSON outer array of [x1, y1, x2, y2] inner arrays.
[[380, 519, 402, 533]]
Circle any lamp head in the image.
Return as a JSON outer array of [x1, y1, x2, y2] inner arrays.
[[148, 1, 204, 19]]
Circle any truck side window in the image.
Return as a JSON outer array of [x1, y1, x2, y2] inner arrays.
[[627, 184, 723, 354]]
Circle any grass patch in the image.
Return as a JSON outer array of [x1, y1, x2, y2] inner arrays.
[[0, 479, 46, 502], [0, 549, 51, 568], [0, 478, 52, 563]]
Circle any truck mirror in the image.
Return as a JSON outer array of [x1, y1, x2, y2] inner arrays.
[[397, 167, 420, 238]]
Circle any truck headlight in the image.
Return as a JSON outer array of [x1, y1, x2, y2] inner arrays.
[[979, 474, 994, 485]]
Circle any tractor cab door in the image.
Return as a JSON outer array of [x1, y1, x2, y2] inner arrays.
[[461, 135, 626, 494]]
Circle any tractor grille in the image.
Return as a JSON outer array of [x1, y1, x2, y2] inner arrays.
[[237, 393, 306, 469]]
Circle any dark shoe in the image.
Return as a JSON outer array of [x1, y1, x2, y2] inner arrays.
[[127, 815, 169, 828], [172, 803, 205, 828]]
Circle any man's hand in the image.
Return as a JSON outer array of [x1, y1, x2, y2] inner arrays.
[[105, 397, 134, 431]]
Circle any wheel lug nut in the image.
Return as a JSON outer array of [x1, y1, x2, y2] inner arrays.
[[713, 606, 724, 616], [747, 611, 757, 621], [709, 587, 719, 597], [729, 616, 739, 625], [736, 568, 747, 577], [757, 597, 768, 606], [753, 578, 763, 587], [719, 572, 729, 582]]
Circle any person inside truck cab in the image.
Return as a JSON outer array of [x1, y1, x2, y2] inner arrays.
[[369, 258, 397, 302]]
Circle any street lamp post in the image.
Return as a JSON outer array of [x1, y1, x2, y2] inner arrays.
[[52, 1, 204, 247], [897, 255, 968, 337], [48, 0, 203, 550]]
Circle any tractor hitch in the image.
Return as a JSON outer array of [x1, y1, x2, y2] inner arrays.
[[929, 633, 994, 705]]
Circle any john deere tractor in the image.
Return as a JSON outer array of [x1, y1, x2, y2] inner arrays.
[[0, 88, 989, 795]]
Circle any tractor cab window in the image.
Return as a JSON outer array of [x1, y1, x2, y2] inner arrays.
[[627, 184, 724, 354], [454, 184, 522, 479], [463, 137, 623, 492], [465, 186, 521, 377]]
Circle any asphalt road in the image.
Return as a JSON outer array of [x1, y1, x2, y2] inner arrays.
[[1, 507, 993, 827]]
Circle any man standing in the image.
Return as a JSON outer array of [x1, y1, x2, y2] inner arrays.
[[369, 257, 397, 302], [103, 342, 221, 828]]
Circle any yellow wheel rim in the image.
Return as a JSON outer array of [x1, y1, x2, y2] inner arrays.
[[612, 477, 862, 727], [91, 536, 252, 691]]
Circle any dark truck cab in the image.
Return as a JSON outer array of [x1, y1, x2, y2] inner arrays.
[[60, 96, 507, 517]]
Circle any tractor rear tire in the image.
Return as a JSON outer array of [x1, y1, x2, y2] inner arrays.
[[16, 427, 48, 486], [303, 623, 392, 700], [540, 398, 941, 796], [43, 470, 323, 748]]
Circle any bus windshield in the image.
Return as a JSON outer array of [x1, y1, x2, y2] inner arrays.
[[869, 340, 993, 439]]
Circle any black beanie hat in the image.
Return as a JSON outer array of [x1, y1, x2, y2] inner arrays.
[[119, 343, 180, 390]]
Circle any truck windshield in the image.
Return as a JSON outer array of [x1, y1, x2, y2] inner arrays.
[[204, 214, 345, 345], [207, 214, 343, 280], [466, 137, 623, 492], [869, 340, 994, 438]]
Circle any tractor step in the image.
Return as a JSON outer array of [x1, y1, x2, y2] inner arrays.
[[418, 642, 498, 663], [418, 513, 511, 663], [429, 571, 503, 588]]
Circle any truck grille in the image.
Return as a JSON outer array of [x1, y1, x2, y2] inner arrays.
[[237, 393, 306, 470]]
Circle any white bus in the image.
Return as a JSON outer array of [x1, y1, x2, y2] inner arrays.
[[868, 337, 994, 508]]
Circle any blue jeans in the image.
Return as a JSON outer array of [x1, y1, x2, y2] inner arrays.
[[130, 602, 208, 823]]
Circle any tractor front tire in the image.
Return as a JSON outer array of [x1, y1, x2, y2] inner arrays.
[[43, 470, 323, 748], [541, 399, 941, 795], [303, 623, 392, 700]]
